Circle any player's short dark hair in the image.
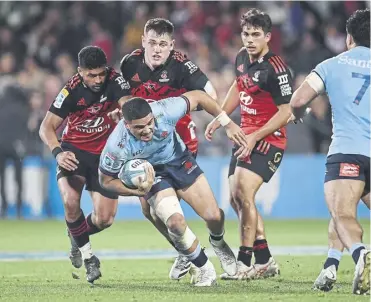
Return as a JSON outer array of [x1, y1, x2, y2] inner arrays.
[[240, 8, 272, 34], [144, 18, 174, 36], [78, 46, 107, 69], [346, 9, 370, 48], [122, 98, 152, 121]]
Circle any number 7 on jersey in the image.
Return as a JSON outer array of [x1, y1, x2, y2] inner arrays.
[[352, 72, 370, 105]]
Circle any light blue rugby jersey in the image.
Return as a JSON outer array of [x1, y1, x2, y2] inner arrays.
[[314, 46, 370, 157], [99, 96, 190, 176]]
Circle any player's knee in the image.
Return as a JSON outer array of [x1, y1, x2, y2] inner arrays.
[[62, 192, 80, 218], [166, 213, 186, 235], [94, 213, 115, 229], [203, 207, 223, 225]]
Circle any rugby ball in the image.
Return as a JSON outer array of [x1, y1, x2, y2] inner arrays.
[[119, 159, 150, 189]]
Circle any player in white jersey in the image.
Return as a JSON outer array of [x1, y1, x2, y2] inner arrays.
[[98, 91, 250, 286], [290, 9, 370, 295]]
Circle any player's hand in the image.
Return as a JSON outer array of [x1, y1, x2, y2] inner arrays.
[[287, 108, 311, 124], [204, 119, 221, 141], [107, 108, 123, 123], [56, 151, 79, 171], [224, 121, 249, 154], [234, 133, 257, 160], [137, 164, 155, 195]]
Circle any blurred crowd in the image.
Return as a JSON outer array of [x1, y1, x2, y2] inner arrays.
[[0, 1, 368, 157]]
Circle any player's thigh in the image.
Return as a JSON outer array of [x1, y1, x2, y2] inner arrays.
[[324, 179, 365, 218], [232, 142, 282, 202], [139, 196, 152, 217], [228, 174, 240, 213], [57, 175, 85, 207], [325, 153, 368, 216], [147, 188, 179, 220], [233, 167, 263, 204], [176, 174, 221, 221], [90, 191, 118, 220], [85, 150, 119, 201]]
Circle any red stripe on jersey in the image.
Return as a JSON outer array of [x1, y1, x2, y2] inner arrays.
[[268, 58, 280, 74], [272, 56, 286, 73], [276, 56, 287, 70], [271, 57, 283, 73], [257, 141, 264, 152]]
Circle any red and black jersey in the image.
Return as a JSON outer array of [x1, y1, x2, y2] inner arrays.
[[235, 48, 293, 150], [48, 67, 128, 154], [119, 49, 209, 154]]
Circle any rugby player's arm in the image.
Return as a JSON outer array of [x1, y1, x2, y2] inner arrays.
[[183, 90, 225, 117], [39, 112, 65, 152], [251, 103, 292, 142], [221, 80, 240, 115], [204, 81, 218, 100], [98, 171, 146, 197], [290, 72, 325, 119]]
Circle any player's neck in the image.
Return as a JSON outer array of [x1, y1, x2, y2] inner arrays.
[[248, 47, 270, 63]]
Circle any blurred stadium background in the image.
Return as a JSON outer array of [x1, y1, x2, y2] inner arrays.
[[0, 1, 369, 301]]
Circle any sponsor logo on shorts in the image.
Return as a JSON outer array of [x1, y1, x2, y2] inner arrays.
[[339, 163, 360, 177], [268, 161, 278, 173], [183, 161, 198, 174], [273, 152, 282, 163]]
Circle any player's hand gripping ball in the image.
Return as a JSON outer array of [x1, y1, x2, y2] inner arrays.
[[119, 159, 152, 189]]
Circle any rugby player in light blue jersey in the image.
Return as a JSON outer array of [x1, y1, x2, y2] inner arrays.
[[98, 90, 249, 286], [290, 9, 370, 295]]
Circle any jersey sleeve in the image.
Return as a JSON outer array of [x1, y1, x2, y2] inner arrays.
[[99, 122, 127, 177], [268, 63, 294, 106], [313, 59, 331, 91], [180, 58, 209, 91], [110, 69, 132, 100], [48, 86, 74, 119], [118, 55, 134, 97], [151, 96, 190, 126]]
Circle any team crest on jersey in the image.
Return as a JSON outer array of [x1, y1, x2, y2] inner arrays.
[[161, 131, 168, 138], [252, 71, 260, 82], [159, 70, 169, 82], [54, 88, 69, 108]]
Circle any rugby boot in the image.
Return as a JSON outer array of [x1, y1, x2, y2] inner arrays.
[[313, 265, 337, 292], [67, 229, 83, 268], [169, 255, 192, 280], [84, 255, 102, 283], [353, 249, 370, 295], [209, 237, 237, 276], [254, 257, 280, 278]]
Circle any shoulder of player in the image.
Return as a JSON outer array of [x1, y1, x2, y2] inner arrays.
[[64, 73, 83, 93], [265, 53, 291, 76], [235, 47, 247, 60], [106, 67, 121, 82], [171, 50, 189, 64], [120, 49, 144, 74], [120, 49, 143, 70]]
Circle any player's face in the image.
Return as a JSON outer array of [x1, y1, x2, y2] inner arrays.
[[78, 67, 107, 92], [142, 30, 174, 68], [126, 114, 155, 142], [241, 25, 271, 58]]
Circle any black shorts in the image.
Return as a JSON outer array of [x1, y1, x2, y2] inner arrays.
[[325, 153, 370, 197], [145, 151, 203, 200], [228, 141, 284, 183], [57, 142, 118, 199]]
